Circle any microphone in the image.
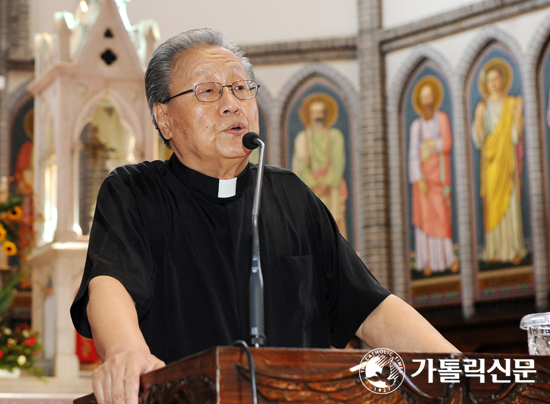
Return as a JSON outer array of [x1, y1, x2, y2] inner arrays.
[[242, 132, 266, 347], [243, 132, 260, 150]]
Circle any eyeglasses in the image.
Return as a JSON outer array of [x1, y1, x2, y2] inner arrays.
[[164, 80, 260, 103]]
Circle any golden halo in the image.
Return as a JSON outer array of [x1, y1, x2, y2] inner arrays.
[[23, 108, 34, 140], [411, 75, 444, 116], [478, 58, 513, 99], [298, 92, 339, 128]]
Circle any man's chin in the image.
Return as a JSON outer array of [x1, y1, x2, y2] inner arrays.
[[219, 150, 250, 162]]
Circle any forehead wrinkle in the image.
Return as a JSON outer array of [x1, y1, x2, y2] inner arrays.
[[188, 62, 244, 80], [190, 66, 213, 77], [170, 47, 247, 91]]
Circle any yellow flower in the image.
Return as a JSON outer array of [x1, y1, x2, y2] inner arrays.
[[7, 206, 22, 221], [2, 241, 17, 256], [0, 224, 5, 242]]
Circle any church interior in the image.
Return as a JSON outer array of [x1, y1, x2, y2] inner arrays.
[[3, 0, 550, 400]]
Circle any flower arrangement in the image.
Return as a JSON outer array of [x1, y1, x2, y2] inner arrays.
[[0, 177, 43, 376], [0, 323, 43, 376], [0, 272, 43, 376], [0, 176, 35, 288]]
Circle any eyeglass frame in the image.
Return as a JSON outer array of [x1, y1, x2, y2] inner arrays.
[[163, 80, 260, 103]]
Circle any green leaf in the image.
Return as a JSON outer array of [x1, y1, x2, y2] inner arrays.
[[0, 273, 22, 295], [0, 273, 23, 317], [0, 289, 16, 317]]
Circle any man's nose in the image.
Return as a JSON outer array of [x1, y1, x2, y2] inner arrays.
[[218, 86, 240, 114]]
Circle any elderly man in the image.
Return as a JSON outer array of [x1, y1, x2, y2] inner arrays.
[[71, 28, 457, 404]]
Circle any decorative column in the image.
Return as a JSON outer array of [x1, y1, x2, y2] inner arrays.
[[0, 0, 9, 179], [357, 0, 391, 286]]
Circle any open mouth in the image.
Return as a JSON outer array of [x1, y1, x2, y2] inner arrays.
[[225, 124, 247, 134], [224, 122, 247, 135]]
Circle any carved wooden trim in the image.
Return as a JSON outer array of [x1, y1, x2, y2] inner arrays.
[[236, 363, 408, 403], [74, 348, 550, 404], [236, 355, 550, 404], [139, 375, 216, 404]]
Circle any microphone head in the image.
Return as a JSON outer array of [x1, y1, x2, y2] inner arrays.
[[243, 132, 260, 150]]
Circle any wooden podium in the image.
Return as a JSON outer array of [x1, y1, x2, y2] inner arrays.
[[74, 347, 550, 403]]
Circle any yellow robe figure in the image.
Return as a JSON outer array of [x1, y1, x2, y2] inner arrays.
[[473, 96, 526, 262], [292, 128, 348, 238]]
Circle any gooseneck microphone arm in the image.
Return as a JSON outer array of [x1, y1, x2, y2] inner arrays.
[[242, 132, 266, 348]]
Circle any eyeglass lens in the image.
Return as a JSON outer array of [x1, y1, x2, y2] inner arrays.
[[195, 80, 258, 102]]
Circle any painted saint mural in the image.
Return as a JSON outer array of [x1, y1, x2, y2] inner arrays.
[[10, 101, 34, 197], [10, 100, 34, 259], [403, 63, 460, 307], [286, 78, 354, 245], [408, 75, 458, 277], [467, 45, 533, 300], [538, 39, 550, 242], [292, 93, 348, 238], [472, 58, 526, 264], [468, 46, 531, 273]]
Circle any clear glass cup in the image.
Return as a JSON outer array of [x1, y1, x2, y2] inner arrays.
[[520, 312, 550, 355]]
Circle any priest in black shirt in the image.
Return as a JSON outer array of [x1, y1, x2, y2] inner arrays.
[[71, 27, 458, 404]]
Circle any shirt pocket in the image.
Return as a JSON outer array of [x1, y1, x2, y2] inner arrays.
[[275, 255, 319, 326]]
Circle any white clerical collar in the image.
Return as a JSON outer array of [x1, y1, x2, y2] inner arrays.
[[218, 177, 238, 198]]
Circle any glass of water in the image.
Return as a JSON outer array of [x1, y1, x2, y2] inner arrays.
[[520, 313, 550, 355]]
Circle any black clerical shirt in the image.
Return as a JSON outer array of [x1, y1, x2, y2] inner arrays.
[[71, 154, 390, 364]]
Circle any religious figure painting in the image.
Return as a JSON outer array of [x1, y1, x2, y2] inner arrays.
[[403, 64, 461, 307], [10, 101, 34, 198], [538, 39, 550, 244], [468, 46, 532, 275], [408, 75, 458, 277], [9, 100, 35, 267], [285, 79, 354, 246]]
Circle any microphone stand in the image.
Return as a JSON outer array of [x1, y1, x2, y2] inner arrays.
[[243, 133, 266, 348]]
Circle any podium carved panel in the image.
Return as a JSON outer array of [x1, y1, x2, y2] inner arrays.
[[74, 348, 550, 404]]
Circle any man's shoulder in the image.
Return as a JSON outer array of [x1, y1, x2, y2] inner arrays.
[[262, 165, 315, 195], [263, 164, 300, 180], [104, 160, 169, 189], [108, 160, 167, 180]]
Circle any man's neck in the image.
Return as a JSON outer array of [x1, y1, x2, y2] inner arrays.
[[173, 150, 249, 180]]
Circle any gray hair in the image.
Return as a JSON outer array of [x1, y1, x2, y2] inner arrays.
[[145, 28, 255, 147]]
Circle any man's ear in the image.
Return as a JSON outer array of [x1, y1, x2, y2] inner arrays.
[[153, 103, 172, 140]]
